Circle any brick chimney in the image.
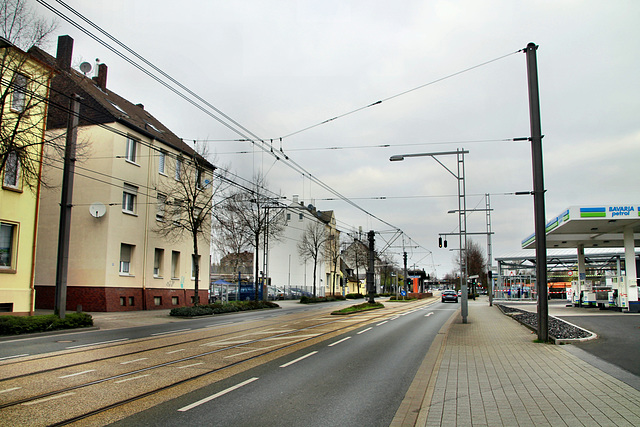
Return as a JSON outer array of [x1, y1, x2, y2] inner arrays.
[[55, 35, 73, 71], [92, 63, 108, 90]]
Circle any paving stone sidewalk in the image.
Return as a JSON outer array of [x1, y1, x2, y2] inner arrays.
[[419, 299, 640, 426]]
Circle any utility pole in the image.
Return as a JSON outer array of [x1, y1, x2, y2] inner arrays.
[[54, 94, 80, 319], [525, 42, 548, 342], [367, 230, 376, 303], [403, 251, 408, 296]]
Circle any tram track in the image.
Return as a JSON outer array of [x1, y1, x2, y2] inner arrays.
[[0, 299, 435, 426]]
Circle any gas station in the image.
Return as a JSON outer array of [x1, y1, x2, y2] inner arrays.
[[519, 204, 640, 312]]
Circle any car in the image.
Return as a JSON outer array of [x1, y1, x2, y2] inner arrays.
[[442, 290, 458, 303]]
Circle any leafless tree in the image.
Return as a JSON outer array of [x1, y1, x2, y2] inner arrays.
[[0, 0, 57, 192], [455, 239, 487, 293], [154, 147, 222, 305], [344, 236, 369, 294], [214, 172, 285, 301], [326, 233, 341, 296], [297, 220, 329, 297]]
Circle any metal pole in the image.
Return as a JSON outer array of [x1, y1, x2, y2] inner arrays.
[[525, 42, 548, 341], [367, 230, 376, 303], [54, 94, 80, 319], [458, 149, 468, 323], [486, 193, 494, 306]]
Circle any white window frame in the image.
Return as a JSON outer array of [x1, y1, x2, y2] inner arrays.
[[3, 151, 20, 189], [156, 193, 166, 221], [158, 150, 166, 175], [153, 248, 164, 278], [171, 250, 180, 279], [125, 137, 138, 163], [11, 73, 27, 112], [0, 222, 17, 271], [122, 184, 138, 215], [119, 243, 134, 275], [175, 157, 182, 181]]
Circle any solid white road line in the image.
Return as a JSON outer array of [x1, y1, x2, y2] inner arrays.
[[177, 362, 205, 369], [279, 351, 318, 368], [357, 327, 372, 335], [328, 337, 351, 347], [0, 387, 21, 394], [66, 338, 129, 349], [0, 354, 28, 361], [178, 377, 259, 412], [58, 369, 96, 379]]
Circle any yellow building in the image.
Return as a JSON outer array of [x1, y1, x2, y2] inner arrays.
[[0, 38, 53, 315], [29, 36, 214, 311]]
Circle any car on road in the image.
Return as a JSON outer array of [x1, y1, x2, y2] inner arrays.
[[442, 290, 458, 303]]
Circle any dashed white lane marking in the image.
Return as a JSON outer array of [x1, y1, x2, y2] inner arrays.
[[151, 328, 191, 336], [22, 392, 75, 406], [120, 358, 148, 365], [67, 338, 129, 349], [115, 374, 150, 384], [425, 312, 434, 317], [280, 351, 318, 368], [328, 337, 351, 347], [377, 320, 388, 326], [0, 387, 21, 394], [177, 362, 205, 369], [59, 369, 96, 379], [167, 349, 186, 354], [357, 327, 373, 335], [178, 377, 259, 412]]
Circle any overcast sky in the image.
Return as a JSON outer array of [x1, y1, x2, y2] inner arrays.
[[34, 0, 640, 277]]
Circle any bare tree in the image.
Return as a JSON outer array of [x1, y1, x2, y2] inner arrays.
[[155, 148, 221, 305], [344, 237, 369, 294], [326, 233, 341, 296], [455, 239, 487, 293], [297, 220, 329, 298], [0, 0, 57, 50], [0, 0, 57, 192], [215, 172, 285, 301]]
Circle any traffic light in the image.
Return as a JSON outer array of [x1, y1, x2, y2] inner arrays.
[[438, 237, 442, 248], [444, 239, 447, 248]]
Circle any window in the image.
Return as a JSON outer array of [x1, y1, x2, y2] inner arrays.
[[158, 151, 166, 174], [125, 137, 137, 163], [191, 255, 201, 279], [299, 213, 303, 221], [156, 193, 166, 221], [154, 296, 162, 306], [128, 296, 135, 306], [120, 297, 126, 306], [119, 243, 134, 275], [171, 251, 180, 279], [175, 157, 182, 180], [122, 184, 137, 214], [0, 223, 17, 270], [196, 168, 203, 188], [154, 248, 164, 277], [3, 151, 20, 189], [11, 73, 27, 112], [172, 296, 179, 305]]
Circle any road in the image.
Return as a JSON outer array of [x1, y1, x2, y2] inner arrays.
[[110, 301, 457, 426], [0, 297, 457, 426]]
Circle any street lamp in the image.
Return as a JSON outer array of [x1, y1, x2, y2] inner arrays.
[[389, 148, 470, 323]]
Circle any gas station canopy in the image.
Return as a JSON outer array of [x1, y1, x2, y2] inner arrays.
[[522, 204, 640, 250]]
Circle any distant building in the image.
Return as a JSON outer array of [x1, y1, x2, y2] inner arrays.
[[0, 38, 54, 314], [29, 36, 214, 311]]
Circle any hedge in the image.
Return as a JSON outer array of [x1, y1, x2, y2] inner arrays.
[[299, 295, 346, 304], [170, 300, 279, 317], [0, 312, 94, 336]]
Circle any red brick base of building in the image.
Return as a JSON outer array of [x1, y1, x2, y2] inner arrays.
[[34, 286, 209, 312]]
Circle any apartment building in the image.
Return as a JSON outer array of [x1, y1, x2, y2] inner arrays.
[[30, 36, 213, 311], [0, 38, 54, 315]]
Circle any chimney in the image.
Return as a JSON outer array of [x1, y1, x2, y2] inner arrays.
[[136, 103, 144, 110], [92, 63, 108, 90], [292, 195, 298, 203], [56, 35, 73, 71]]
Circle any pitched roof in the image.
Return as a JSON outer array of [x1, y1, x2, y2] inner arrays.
[[28, 41, 213, 170]]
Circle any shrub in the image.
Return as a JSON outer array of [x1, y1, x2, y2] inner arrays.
[[345, 293, 364, 299], [331, 302, 384, 315], [170, 301, 278, 317], [0, 312, 93, 336]]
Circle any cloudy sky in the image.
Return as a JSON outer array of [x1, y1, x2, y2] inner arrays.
[[33, 0, 640, 277]]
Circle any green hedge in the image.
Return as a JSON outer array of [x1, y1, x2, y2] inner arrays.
[[170, 300, 279, 317], [331, 302, 384, 315], [299, 295, 347, 304], [345, 293, 364, 299], [0, 312, 94, 336]]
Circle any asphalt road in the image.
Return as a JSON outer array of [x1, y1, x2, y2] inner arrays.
[[110, 302, 458, 426]]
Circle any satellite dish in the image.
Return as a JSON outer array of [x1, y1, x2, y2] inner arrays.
[[79, 62, 92, 75], [89, 202, 106, 218]]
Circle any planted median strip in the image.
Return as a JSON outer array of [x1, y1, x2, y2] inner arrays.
[[330, 302, 384, 315]]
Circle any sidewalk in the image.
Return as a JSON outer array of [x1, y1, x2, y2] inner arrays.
[[405, 297, 640, 426]]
